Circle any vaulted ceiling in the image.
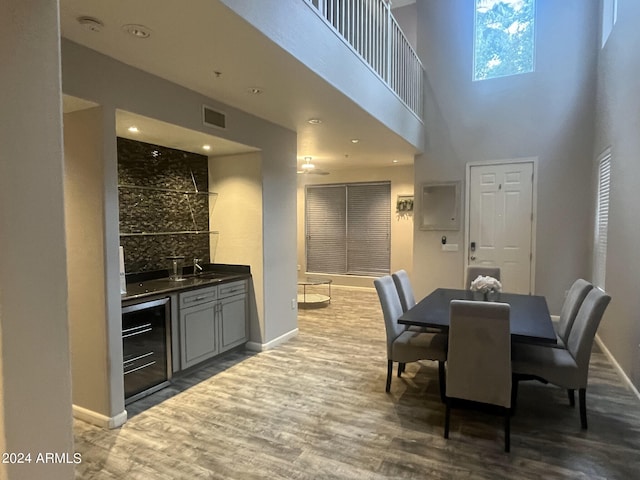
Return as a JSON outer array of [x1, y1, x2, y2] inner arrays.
[[60, 0, 419, 172]]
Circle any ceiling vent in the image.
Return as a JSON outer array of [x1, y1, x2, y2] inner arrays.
[[202, 105, 226, 129]]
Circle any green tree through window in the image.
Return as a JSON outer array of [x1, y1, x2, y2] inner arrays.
[[474, 0, 535, 81]]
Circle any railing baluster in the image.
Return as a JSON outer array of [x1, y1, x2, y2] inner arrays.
[[304, 0, 423, 119]]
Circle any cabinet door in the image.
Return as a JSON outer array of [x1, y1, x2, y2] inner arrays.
[[219, 294, 248, 352], [179, 301, 218, 369]]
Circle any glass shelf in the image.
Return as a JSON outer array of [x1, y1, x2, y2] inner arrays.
[[118, 184, 218, 196], [118, 185, 218, 236], [119, 230, 220, 237]]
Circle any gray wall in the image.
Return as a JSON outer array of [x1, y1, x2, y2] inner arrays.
[[593, 0, 640, 389], [413, 0, 599, 313], [391, 3, 418, 51], [0, 1, 75, 478], [220, 0, 424, 149], [61, 39, 298, 422]]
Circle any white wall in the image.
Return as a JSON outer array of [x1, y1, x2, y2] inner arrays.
[[414, 0, 599, 313], [0, 1, 75, 478], [297, 165, 414, 288], [209, 153, 264, 343], [593, 0, 640, 389]]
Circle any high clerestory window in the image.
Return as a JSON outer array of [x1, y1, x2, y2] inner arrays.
[[473, 0, 536, 81]]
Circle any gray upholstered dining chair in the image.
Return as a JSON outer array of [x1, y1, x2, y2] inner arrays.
[[551, 279, 593, 348], [466, 265, 501, 289], [511, 287, 611, 429], [374, 275, 447, 398], [391, 269, 416, 312], [444, 300, 512, 452]]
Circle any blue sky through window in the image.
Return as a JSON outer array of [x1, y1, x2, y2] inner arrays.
[[474, 0, 535, 81]]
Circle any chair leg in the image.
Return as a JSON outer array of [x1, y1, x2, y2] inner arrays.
[[567, 389, 575, 407], [579, 388, 588, 429], [386, 360, 393, 393], [438, 361, 446, 403], [511, 378, 519, 414], [398, 362, 405, 377], [444, 402, 451, 439], [504, 407, 511, 453]]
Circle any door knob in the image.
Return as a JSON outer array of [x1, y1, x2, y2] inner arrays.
[[470, 256, 476, 261]]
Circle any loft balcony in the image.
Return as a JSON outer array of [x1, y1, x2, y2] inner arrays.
[[305, 0, 424, 120], [220, 0, 424, 150]]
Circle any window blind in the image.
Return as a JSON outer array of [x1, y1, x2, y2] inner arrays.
[[305, 182, 390, 276], [305, 185, 346, 274], [593, 150, 611, 290], [346, 183, 390, 275]]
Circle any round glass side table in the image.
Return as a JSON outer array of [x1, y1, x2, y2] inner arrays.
[[297, 277, 332, 307]]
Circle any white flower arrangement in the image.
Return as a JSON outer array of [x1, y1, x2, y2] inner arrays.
[[470, 275, 502, 293]]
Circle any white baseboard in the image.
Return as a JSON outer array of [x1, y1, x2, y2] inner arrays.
[[595, 334, 640, 401], [73, 405, 128, 429], [246, 328, 298, 352]]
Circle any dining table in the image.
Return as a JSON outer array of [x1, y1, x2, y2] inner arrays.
[[398, 288, 557, 345]]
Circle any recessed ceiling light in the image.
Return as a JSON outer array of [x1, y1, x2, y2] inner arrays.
[[77, 16, 104, 33], [203, 145, 211, 151], [307, 118, 322, 125], [392, 159, 399, 163], [351, 139, 359, 144], [247, 87, 263, 95], [128, 126, 139, 133], [123, 24, 152, 38]]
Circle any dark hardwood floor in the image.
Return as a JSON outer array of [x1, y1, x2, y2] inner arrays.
[[74, 286, 640, 479]]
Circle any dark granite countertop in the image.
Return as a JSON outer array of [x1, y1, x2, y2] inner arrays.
[[122, 264, 251, 302]]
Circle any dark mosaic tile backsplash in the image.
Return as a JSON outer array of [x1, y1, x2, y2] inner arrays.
[[118, 137, 211, 274]]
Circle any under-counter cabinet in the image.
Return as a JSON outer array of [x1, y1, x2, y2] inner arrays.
[[218, 280, 249, 351], [178, 280, 248, 370]]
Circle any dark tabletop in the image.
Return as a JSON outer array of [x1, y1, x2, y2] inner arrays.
[[399, 288, 557, 345]]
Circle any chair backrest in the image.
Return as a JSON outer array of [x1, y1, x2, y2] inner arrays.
[[556, 279, 593, 344], [392, 269, 416, 313], [374, 275, 405, 356], [566, 287, 611, 383], [447, 300, 511, 408], [466, 266, 501, 289]]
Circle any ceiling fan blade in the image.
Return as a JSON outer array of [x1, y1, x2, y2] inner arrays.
[[297, 169, 329, 175]]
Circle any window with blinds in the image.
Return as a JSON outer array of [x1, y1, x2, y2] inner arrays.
[[305, 182, 390, 276], [593, 149, 611, 290]]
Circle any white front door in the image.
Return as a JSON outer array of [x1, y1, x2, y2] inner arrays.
[[467, 161, 535, 294]]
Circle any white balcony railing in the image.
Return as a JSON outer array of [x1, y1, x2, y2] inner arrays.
[[304, 0, 424, 119]]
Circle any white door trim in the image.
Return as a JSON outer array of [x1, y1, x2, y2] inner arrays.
[[464, 157, 538, 293]]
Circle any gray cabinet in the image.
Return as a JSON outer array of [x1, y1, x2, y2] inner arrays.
[[218, 281, 248, 352], [179, 286, 218, 369], [178, 280, 247, 370]]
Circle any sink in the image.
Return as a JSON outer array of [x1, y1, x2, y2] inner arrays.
[[195, 272, 228, 279]]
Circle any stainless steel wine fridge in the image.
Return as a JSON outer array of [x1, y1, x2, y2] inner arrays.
[[122, 297, 172, 404]]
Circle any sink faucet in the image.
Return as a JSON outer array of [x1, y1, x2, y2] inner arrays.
[[193, 258, 203, 276]]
